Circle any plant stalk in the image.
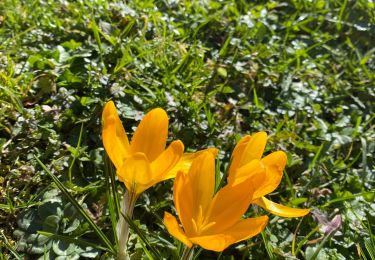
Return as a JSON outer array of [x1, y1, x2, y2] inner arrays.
[[116, 190, 137, 259], [181, 245, 194, 260]]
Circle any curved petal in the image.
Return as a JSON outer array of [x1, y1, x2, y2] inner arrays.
[[102, 101, 130, 169], [189, 234, 229, 252], [240, 132, 267, 165], [229, 132, 267, 177], [204, 175, 255, 233], [188, 152, 216, 221], [228, 135, 251, 176], [189, 216, 268, 252], [167, 148, 218, 177], [220, 215, 268, 244], [174, 171, 194, 235], [227, 159, 265, 186], [254, 197, 310, 218], [130, 108, 168, 161], [118, 153, 152, 194], [164, 212, 193, 248], [253, 151, 287, 199], [151, 140, 184, 181]]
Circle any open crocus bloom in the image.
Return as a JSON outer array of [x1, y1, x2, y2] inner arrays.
[[227, 132, 310, 218], [102, 101, 196, 195], [164, 151, 269, 252]]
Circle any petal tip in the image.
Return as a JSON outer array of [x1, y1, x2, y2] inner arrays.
[[256, 131, 268, 138], [103, 100, 116, 113], [149, 107, 168, 119], [105, 100, 115, 106], [172, 140, 185, 153], [163, 212, 193, 248], [207, 147, 219, 157]]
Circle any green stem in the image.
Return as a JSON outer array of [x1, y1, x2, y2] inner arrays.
[[181, 245, 195, 260], [116, 190, 138, 259], [68, 123, 84, 183], [309, 231, 336, 260], [261, 231, 274, 259], [294, 226, 320, 257]]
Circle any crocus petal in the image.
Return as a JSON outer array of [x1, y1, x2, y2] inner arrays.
[[252, 151, 287, 199], [228, 135, 251, 176], [130, 108, 168, 161], [189, 216, 268, 252], [167, 148, 218, 177], [151, 140, 184, 181], [220, 215, 268, 244], [189, 234, 229, 252], [173, 171, 194, 235], [164, 212, 193, 248], [227, 159, 265, 186], [229, 132, 267, 176], [239, 131, 267, 165], [204, 175, 255, 233], [188, 151, 216, 220], [118, 153, 152, 194], [254, 197, 310, 218], [102, 101, 130, 169]]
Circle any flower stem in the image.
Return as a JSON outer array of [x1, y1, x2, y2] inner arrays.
[[181, 245, 194, 260], [116, 190, 137, 259]]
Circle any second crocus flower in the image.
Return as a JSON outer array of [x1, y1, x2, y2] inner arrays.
[[227, 132, 310, 217], [164, 151, 269, 252]]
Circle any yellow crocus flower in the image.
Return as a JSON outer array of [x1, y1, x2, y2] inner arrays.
[[102, 100, 187, 195], [164, 151, 269, 252], [102, 101, 217, 257], [227, 132, 310, 218]]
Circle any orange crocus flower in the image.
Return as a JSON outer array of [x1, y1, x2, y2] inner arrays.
[[102, 101, 216, 196], [102, 101, 216, 257], [102, 101, 183, 195], [227, 132, 310, 217], [164, 151, 269, 252]]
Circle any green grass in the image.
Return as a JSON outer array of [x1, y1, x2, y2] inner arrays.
[[0, 0, 374, 259]]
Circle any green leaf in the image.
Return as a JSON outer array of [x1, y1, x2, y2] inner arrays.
[[42, 215, 60, 233], [61, 39, 82, 50], [34, 156, 116, 255], [291, 197, 308, 206], [123, 214, 161, 260], [217, 67, 227, 78], [38, 231, 102, 257]]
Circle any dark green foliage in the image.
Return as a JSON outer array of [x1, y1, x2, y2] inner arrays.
[[0, 0, 374, 259], [13, 189, 100, 259]]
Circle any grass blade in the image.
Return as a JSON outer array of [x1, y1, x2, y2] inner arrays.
[[68, 123, 84, 183], [34, 155, 116, 255], [123, 214, 161, 259], [261, 230, 274, 260], [0, 230, 22, 260], [322, 191, 375, 207], [308, 233, 333, 260], [364, 238, 375, 260], [104, 153, 120, 246], [294, 226, 320, 257]]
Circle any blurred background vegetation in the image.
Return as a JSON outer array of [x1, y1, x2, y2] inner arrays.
[[0, 0, 374, 259]]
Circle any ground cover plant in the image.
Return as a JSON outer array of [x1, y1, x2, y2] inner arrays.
[[0, 0, 374, 259]]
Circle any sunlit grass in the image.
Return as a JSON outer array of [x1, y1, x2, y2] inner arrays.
[[0, 0, 374, 259]]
